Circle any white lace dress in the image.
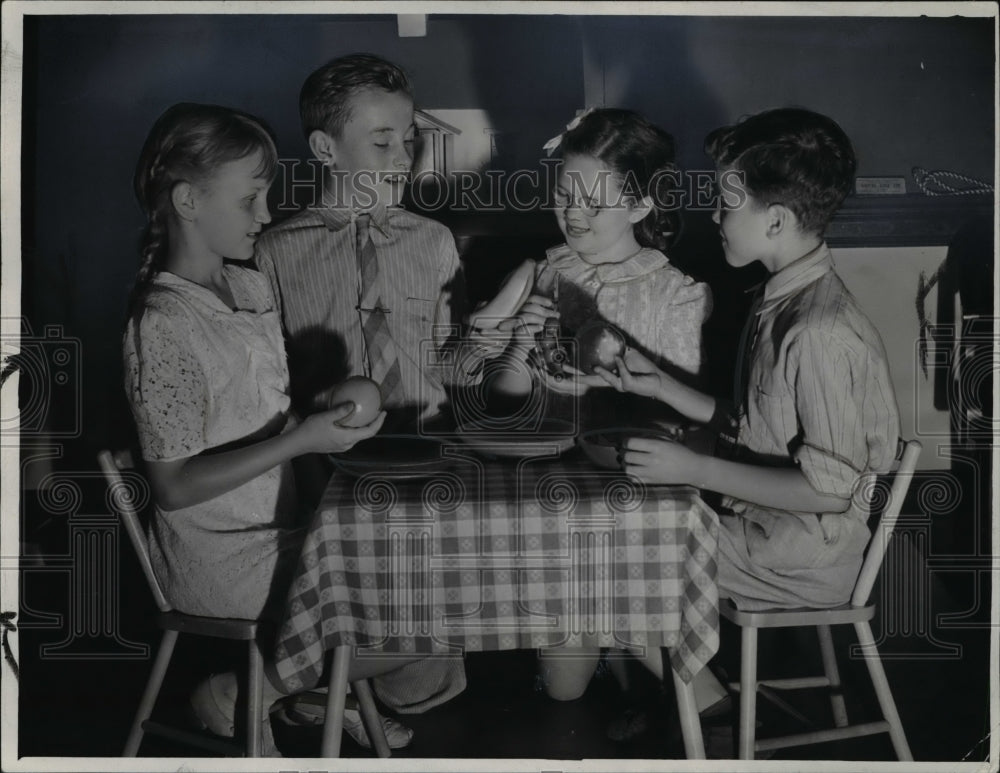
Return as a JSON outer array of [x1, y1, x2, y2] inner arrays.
[[123, 267, 303, 621]]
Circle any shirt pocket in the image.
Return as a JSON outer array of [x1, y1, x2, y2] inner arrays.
[[393, 297, 437, 364], [404, 296, 436, 325], [751, 379, 793, 434]]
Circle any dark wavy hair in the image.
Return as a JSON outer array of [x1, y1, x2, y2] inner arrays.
[[300, 53, 411, 138], [705, 107, 856, 235], [559, 108, 681, 251]]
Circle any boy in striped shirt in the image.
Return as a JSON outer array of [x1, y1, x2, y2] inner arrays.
[[256, 53, 467, 427], [610, 107, 900, 612], [255, 52, 467, 717]]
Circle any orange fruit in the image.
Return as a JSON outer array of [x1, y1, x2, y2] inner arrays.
[[328, 376, 382, 427]]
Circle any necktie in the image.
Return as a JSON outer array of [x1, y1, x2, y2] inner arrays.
[[733, 283, 765, 418], [355, 213, 403, 406]]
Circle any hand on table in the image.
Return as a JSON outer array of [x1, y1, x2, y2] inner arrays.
[[621, 435, 702, 485], [298, 403, 387, 454]]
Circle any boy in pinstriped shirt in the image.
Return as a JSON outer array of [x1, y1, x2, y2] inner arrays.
[[595, 108, 900, 709], [256, 54, 469, 426], [254, 53, 468, 719], [610, 107, 900, 608]]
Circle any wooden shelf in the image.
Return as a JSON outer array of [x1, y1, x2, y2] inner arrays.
[[827, 194, 994, 248]]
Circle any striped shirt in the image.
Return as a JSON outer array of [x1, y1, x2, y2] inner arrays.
[[725, 243, 900, 567], [255, 203, 463, 419], [535, 243, 711, 378]]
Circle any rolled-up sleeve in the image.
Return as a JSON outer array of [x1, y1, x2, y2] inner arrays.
[[786, 328, 898, 498], [434, 233, 464, 344]]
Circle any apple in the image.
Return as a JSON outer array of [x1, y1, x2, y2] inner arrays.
[[576, 321, 627, 375], [327, 376, 383, 428]]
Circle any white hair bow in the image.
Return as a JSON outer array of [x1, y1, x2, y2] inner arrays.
[[542, 108, 596, 157]]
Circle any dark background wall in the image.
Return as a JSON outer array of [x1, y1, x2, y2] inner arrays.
[[581, 16, 994, 177], [19, 12, 996, 469]]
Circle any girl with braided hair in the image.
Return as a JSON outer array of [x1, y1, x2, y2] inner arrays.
[[123, 103, 416, 751]]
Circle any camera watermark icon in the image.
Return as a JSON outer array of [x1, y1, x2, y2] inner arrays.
[[1, 320, 82, 441], [417, 332, 580, 438], [348, 464, 670, 654], [12, 466, 152, 660], [855, 461, 995, 664]]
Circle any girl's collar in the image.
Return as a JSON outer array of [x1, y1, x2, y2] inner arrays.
[[547, 243, 669, 283], [155, 266, 241, 312]]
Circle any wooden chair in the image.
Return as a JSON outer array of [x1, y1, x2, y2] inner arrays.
[[98, 449, 391, 758], [720, 438, 921, 760]]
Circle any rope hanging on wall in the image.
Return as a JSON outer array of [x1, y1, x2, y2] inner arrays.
[[912, 167, 994, 196]]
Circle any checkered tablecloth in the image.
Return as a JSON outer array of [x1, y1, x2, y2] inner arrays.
[[274, 449, 720, 693]]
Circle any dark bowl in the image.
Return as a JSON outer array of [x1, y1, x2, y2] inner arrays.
[[577, 424, 688, 470], [330, 433, 451, 478]]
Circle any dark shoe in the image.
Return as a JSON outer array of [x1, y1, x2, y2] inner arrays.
[[607, 708, 649, 741], [705, 722, 773, 760]]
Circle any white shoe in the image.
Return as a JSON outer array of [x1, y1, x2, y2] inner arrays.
[[275, 692, 414, 750], [189, 673, 282, 757], [190, 673, 237, 737], [342, 707, 414, 750]]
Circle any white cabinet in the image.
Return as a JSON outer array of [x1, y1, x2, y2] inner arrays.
[[833, 246, 953, 469]]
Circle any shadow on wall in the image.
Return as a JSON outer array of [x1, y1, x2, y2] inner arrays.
[[578, 16, 765, 400], [21, 12, 996, 468]]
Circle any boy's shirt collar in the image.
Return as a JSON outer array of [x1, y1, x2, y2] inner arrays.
[[759, 242, 832, 313], [312, 199, 392, 237]]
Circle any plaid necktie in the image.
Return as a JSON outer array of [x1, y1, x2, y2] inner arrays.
[[355, 213, 403, 405]]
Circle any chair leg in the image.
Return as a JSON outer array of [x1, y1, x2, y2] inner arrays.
[[816, 624, 848, 727], [321, 645, 352, 758], [854, 621, 913, 761], [246, 638, 264, 758], [671, 667, 706, 759], [738, 626, 759, 760], [123, 629, 178, 756], [351, 678, 391, 758]]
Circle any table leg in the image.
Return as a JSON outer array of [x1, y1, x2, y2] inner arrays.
[[321, 645, 352, 758], [672, 668, 706, 759]]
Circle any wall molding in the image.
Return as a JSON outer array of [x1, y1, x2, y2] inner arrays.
[[827, 194, 995, 248]]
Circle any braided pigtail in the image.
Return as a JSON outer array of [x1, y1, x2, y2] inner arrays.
[[127, 141, 174, 403], [126, 149, 170, 327], [125, 103, 279, 400]]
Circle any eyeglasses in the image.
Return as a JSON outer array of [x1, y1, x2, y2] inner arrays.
[[552, 188, 628, 218]]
